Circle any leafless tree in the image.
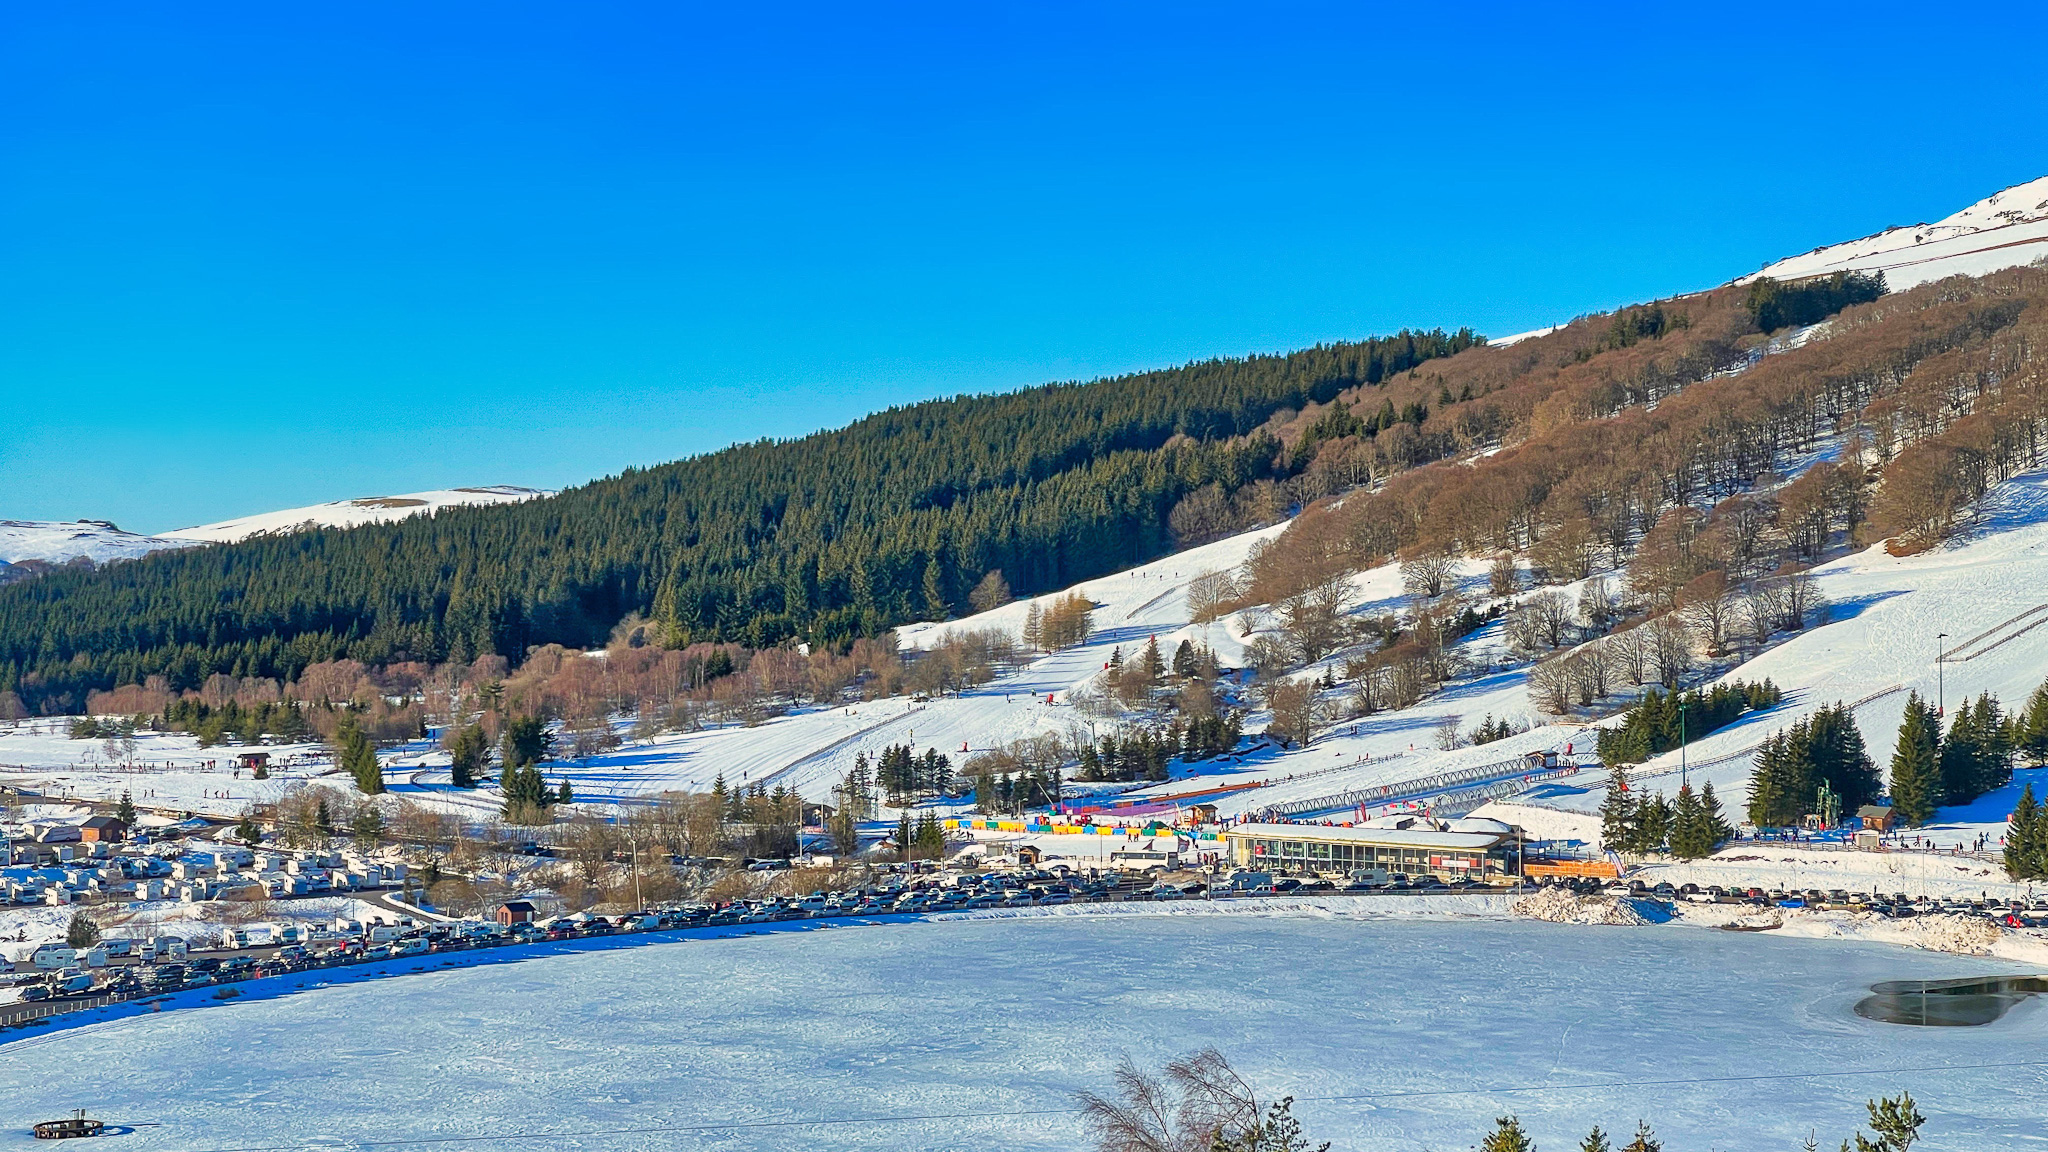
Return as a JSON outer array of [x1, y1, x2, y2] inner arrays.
[[1528, 656, 1573, 715], [1433, 713, 1463, 751], [1276, 575, 1350, 665], [1650, 615, 1695, 688], [1678, 570, 1734, 656], [1488, 552, 1518, 597], [1263, 678, 1328, 749], [1577, 575, 1616, 633], [1187, 570, 1240, 624], [1399, 548, 1456, 599], [1078, 1048, 1261, 1152]]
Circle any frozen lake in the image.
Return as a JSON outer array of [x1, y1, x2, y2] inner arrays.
[[2, 912, 2044, 1150]]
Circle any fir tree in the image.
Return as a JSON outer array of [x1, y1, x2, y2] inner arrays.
[[235, 811, 262, 846], [557, 778, 574, 805], [351, 805, 384, 851], [1889, 692, 1943, 826], [1748, 731, 1797, 828], [1804, 703, 1879, 812], [116, 789, 136, 828], [1843, 1092, 1924, 1152], [66, 910, 101, 950], [1580, 1126, 1612, 1152], [448, 722, 489, 789], [2004, 783, 2042, 881], [1699, 780, 1730, 843], [1480, 1115, 1534, 1152], [2016, 678, 2048, 764], [1669, 785, 1716, 860], [1600, 766, 1637, 852], [1620, 1119, 1661, 1152], [896, 811, 913, 862], [336, 716, 384, 795]]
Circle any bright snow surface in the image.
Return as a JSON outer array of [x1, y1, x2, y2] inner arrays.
[[1, 910, 2040, 1150], [0, 487, 549, 564], [1745, 175, 2048, 291]]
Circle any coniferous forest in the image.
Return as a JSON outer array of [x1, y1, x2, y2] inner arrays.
[[0, 330, 1479, 712]]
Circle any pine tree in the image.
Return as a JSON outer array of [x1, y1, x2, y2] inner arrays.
[[66, 910, 101, 950], [116, 789, 136, 828], [1669, 784, 1714, 859], [556, 778, 574, 805], [1748, 731, 1795, 828], [1172, 639, 1197, 680], [2017, 679, 2048, 764], [2004, 783, 2041, 881], [448, 722, 488, 789], [336, 716, 384, 795], [1600, 766, 1637, 852], [1805, 703, 1878, 811], [1939, 702, 1984, 805], [1889, 692, 1942, 826], [235, 811, 261, 845], [1634, 794, 1673, 855], [1844, 1092, 1924, 1152], [1620, 1120, 1661, 1152], [350, 805, 384, 851], [1699, 780, 1730, 843], [1580, 1126, 1612, 1152], [1480, 1116, 1534, 1152]]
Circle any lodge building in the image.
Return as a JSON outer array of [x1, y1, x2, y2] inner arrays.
[[1223, 816, 1524, 882]]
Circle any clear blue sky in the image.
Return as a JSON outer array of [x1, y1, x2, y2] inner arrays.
[[4, 2, 2044, 533]]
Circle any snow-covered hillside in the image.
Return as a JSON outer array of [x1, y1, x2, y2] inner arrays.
[[164, 484, 551, 544], [0, 486, 550, 564], [1743, 175, 2048, 290], [0, 519, 195, 565]]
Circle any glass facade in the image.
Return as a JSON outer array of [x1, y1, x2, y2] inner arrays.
[[1236, 835, 1511, 878]]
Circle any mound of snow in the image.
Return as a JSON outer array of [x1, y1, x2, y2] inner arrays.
[[1511, 885, 1650, 926], [1744, 174, 2048, 291]]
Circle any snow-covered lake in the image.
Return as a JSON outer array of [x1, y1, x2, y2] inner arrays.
[[1, 913, 2041, 1150]]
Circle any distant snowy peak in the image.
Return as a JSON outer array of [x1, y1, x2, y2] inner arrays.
[[165, 486, 553, 543], [1744, 175, 2048, 291], [0, 520, 195, 565], [0, 486, 553, 564]]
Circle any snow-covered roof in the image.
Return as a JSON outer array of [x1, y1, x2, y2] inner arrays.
[[1225, 822, 1513, 851]]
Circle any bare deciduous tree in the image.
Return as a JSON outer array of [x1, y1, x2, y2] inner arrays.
[[1399, 548, 1456, 599], [1078, 1048, 1261, 1152]]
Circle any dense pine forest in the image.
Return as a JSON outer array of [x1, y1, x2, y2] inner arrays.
[[0, 329, 1479, 712]]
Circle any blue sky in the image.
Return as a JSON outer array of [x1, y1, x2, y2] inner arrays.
[[4, 3, 2045, 533]]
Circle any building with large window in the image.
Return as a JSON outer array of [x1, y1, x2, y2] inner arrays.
[[1223, 816, 1523, 881]]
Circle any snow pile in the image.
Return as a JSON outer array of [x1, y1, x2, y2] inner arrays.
[[1510, 885, 1650, 926]]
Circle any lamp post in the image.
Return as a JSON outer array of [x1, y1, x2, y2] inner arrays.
[[1679, 699, 1689, 790], [1935, 633, 1949, 716]]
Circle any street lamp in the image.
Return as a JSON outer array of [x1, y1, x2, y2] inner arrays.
[[1935, 633, 1949, 716], [1678, 699, 1689, 790]]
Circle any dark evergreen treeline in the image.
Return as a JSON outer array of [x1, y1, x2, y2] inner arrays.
[[1595, 679, 1781, 766], [0, 329, 1480, 712], [1744, 270, 1887, 333], [1745, 702, 1881, 827]]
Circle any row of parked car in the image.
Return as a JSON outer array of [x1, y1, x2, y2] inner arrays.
[[1543, 876, 2048, 922]]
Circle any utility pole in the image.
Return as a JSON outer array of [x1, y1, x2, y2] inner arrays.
[[1935, 633, 1949, 716]]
